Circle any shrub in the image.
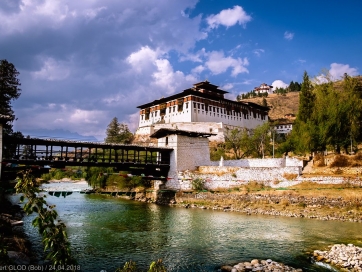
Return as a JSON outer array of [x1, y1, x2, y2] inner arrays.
[[191, 178, 205, 191], [106, 175, 128, 189], [314, 153, 325, 167], [330, 155, 350, 167]]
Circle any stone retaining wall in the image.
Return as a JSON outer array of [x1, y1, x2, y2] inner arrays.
[[176, 166, 302, 190]]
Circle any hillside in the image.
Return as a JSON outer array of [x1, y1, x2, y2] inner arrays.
[[242, 92, 300, 120], [241, 75, 362, 121]]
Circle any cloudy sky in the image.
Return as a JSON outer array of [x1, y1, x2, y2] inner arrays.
[[1, 0, 361, 140]]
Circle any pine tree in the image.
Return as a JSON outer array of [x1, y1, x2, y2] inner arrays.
[[0, 59, 22, 134], [298, 71, 315, 122], [105, 117, 134, 144]]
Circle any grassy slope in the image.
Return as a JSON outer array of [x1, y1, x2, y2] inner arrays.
[[242, 92, 300, 120]]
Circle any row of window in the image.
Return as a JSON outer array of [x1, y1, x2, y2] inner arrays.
[[275, 125, 292, 129], [142, 103, 265, 119]]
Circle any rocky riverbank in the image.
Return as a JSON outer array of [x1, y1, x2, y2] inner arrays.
[[313, 244, 362, 271], [220, 259, 302, 272], [174, 191, 362, 223], [0, 198, 32, 265]]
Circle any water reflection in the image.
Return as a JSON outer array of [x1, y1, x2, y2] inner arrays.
[[18, 189, 362, 272]]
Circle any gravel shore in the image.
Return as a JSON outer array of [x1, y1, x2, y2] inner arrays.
[[221, 259, 302, 272], [313, 244, 362, 271]]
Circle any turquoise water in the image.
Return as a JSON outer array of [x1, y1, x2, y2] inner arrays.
[[15, 189, 362, 272]]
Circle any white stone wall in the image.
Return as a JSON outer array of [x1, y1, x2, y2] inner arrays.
[[208, 157, 303, 168], [177, 166, 302, 190], [158, 134, 211, 190]]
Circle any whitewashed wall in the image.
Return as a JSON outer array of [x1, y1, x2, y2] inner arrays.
[[175, 166, 302, 190]]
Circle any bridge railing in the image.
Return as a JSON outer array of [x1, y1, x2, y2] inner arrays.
[[2, 136, 173, 171]]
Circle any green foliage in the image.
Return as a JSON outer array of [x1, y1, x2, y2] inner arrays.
[[224, 127, 253, 159], [85, 167, 110, 188], [149, 259, 167, 272], [298, 71, 315, 123], [0, 234, 11, 265], [106, 175, 129, 189], [289, 72, 362, 155], [287, 80, 301, 92], [210, 142, 231, 161], [0, 59, 21, 122], [15, 170, 77, 268], [237, 90, 268, 100], [41, 168, 83, 182], [275, 87, 287, 95], [116, 260, 137, 272], [115, 259, 167, 272], [191, 178, 205, 191], [105, 117, 134, 144], [224, 122, 271, 159]]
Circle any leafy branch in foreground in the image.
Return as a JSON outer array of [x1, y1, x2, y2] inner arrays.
[[116, 259, 167, 272], [15, 170, 77, 268]]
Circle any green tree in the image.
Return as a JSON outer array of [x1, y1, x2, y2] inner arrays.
[[224, 123, 272, 159], [224, 127, 253, 159], [298, 71, 315, 122], [0, 59, 22, 135], [104, 117, 134, 144], [250, 122, 272, 158]]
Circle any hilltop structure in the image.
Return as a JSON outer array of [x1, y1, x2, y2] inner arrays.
[[254, 83, 274, 95], [135, 81, 269, 142]]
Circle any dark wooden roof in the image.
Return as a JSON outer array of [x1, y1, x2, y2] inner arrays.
[[137, 87, 269, 112], [150, 128, 216, 139], [193, 80, 228, 94]]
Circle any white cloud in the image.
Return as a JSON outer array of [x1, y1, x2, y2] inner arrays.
[[207, 5, 252, 29], [126, 46, 160, 74], [314, 63, 359, 83], [191, 65, 205, 74], [253, 49, 265, 57], [205, 51, 249, 76], [179, 48, 206, 62], [284, 31, 294, 40], [221, 83, 233, 90], [329, 63, 358, 79], [152, 59, 197, 95], [272, 80, 288, 90], [32, 57, 71, 80]]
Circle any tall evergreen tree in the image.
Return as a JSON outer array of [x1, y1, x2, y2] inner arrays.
[[104, 117, 134, 144], [298, 71, 315, 122], [0, 59, 22, 134]]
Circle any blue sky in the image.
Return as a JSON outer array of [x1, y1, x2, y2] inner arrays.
[[1, 0, 360, 140]]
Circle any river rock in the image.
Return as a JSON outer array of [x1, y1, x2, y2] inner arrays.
[[222, 259, 302, 272], [313, 244, 362, 271]]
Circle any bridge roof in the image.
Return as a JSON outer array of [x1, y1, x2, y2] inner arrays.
[[4, 137, 173, 151], [150, 128, 216, 139]]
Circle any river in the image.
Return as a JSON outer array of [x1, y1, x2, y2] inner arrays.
[[13, 182, 362, 272]]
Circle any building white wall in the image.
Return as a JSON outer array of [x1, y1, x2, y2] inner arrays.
[[138, 100, 267, 130], [274, 124, 293, 134], [157, 134, 211, 189], [155, 131, 305, 190]]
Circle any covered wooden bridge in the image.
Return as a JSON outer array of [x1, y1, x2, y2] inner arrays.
[[2, 136, 173, 178]]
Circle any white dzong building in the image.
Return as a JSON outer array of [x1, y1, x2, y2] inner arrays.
[[135, 81, 269, 142]]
